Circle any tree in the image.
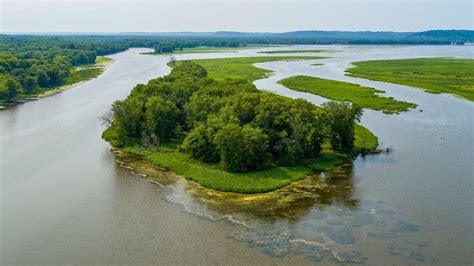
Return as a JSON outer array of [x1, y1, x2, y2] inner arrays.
[[214, 123, 270, 172], [112, 97, 144, 146], [180, 123, 220, 162], [145, 96, 178, 145], [22, 76, 38, 94], [1, 77, 19, 101], [322, 101, 363, 152]]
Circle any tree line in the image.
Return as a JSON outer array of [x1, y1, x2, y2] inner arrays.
[[108, 61, 362, 173], [1, 32, 464, 102], [154, 39, 245, 53]]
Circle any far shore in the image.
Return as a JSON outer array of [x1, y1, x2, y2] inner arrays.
[[0, 57, 114, 110]]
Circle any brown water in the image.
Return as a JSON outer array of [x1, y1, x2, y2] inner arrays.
[[1, 46, 473, 265]]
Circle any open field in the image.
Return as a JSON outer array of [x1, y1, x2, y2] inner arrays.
[[279, 75, 417, 114], [346, 58, 474, 101], [177, 56, 325, 81]]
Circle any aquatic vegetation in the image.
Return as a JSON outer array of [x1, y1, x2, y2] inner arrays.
[[258, 50, 337, 54], [105, 122, 375, 193], [177, 56, 324, 81], [112, 131, 427, 265], [279, 75, 417, 114], [354, 125, 378, 151], [346, 58, 474, 101]]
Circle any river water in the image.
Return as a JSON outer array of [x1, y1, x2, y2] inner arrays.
[[1, 46, 473, 265]]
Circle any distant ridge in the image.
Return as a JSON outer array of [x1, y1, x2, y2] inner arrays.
[[3, 30, 473, 43]]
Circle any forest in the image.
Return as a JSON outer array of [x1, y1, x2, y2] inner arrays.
[[105, 61, 363, 174], [0, 35, 154, 102], [2, 30, 471, 102]]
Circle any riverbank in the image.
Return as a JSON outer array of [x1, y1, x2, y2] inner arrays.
[[0, 57, 113, 110], [103, 123, 378, 194], [346, 58, 474, 101]]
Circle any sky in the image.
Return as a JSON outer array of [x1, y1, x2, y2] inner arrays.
[[1, 0, 472, 33]]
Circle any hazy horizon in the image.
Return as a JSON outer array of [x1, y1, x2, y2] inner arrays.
[[1, 0, 473, 33]]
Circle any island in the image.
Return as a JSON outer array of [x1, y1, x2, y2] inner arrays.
[[103, 61, 378, 193], [346, 58, 474, 101], [279, 75, 417, 114]]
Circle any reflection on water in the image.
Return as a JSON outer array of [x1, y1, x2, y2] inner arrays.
[[115, 150, 429, 264]]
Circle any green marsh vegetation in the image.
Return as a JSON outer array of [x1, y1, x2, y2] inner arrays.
[[60, 57, 112, 85], [103, 61, 377, 193], [346, 58, 474, 101], [173, 56, 325, 81], [279, 76, 417, 114], [259, 50, 337, 54]]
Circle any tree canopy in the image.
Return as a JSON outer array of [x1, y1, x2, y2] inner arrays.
[[109, 61, 362, 173]]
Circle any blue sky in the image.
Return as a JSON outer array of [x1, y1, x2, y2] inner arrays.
[[1, 0, 472, 32]]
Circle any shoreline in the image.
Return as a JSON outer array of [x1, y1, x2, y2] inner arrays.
[[111, 146, 356, 198], [0, 57, 114, 110]]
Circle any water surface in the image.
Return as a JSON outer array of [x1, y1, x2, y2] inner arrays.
[[1, 46, 473, 265]]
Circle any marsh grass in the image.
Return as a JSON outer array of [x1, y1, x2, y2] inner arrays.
[[279, 75, 417, 114], [179, 56, 325, 81], [346, 58, 474, 101], [259, 50, 337, 54], [354, 125, 379, 150]]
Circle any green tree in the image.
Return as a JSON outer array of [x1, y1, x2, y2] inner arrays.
[[214, 123, 270, 172], [145, 96, 178, 145], [0, 77, 19, 101], [112, 96, 144, 146], [322, 101, 363, 152], [180, 123, 220, 162]]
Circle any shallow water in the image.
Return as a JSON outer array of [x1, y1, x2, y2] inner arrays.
[[1, 46, 473, 265]]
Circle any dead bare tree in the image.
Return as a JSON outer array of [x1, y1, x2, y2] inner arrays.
[[99, 110, 114, 126]]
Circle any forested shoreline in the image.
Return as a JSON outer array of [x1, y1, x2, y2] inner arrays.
[[103, 61, 374, 192], [2, 30, 472, 104]]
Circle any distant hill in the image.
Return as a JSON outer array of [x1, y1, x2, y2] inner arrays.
[[214, 30, 473, 43], [408, 30, 474, 42], [6, 30, 473, 44]]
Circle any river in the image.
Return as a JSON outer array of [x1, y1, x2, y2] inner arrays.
[[1, 46, 473, 265]]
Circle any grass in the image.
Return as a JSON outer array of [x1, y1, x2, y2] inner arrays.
[[176, 56, 325, 82], [346, 58, 474, 101], [95, 56, 113, 64], [61, 68, 102, 85], [354, 125, 379, 150], [259, 50, 337, 54], [103, 123, 376, 193], [51, 56, 112, 87], [279, 75, 417, 114]]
